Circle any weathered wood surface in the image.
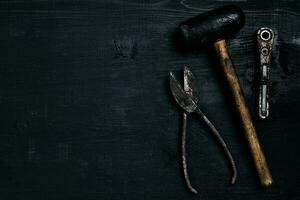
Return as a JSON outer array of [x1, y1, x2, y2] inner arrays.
[[0, 0, 299, 199]]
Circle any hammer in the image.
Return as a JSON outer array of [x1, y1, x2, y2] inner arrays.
[[178, 5, 273, 187]]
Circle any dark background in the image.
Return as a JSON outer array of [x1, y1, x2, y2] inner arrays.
[[0, 0, 299, 200]]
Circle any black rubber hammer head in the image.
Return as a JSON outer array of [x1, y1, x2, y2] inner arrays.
[[179, 5, 245, 46]]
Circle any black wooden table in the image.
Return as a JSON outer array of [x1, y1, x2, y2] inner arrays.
[[0, 1, 299, 199]]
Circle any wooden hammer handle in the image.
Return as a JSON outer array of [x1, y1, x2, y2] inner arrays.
[[213, 39, 273, 187]]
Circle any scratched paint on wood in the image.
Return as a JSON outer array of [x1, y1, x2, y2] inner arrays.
[[0, 0, 299, 199]]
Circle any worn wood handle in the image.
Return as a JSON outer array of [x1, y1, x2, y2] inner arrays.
[[213, 39, 273, 187]]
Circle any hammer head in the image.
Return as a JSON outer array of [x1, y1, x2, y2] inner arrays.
[[179, 5, 245, 46]]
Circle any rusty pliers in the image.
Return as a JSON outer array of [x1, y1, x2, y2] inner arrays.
[[169, 67, 237, 194]]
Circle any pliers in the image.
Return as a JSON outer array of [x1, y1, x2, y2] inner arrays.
[[169, 67, 237, 194]]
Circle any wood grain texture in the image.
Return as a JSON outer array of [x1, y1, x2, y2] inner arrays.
[[0, 0, 299, 200], [214, 39, 272, 187]]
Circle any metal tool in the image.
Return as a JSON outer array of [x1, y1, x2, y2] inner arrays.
[[170, 67, 237, 194], [257, 27, 274, 119], [178, 5, 273, 187]]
